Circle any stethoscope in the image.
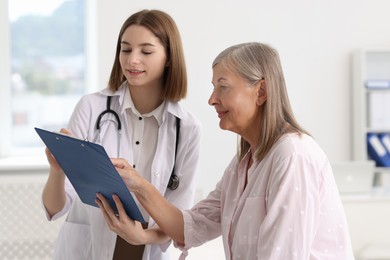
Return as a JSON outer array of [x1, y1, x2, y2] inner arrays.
[[95, 96, 180, 190]]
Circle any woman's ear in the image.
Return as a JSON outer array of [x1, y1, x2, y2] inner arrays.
[[256, 80, 267, 106]]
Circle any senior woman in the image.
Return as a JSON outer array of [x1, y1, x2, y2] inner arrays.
[[96, 42, 354, 260]]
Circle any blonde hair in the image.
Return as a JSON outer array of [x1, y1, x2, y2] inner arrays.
[[212, 42, 309, 161], [108, 9, 187, 101]]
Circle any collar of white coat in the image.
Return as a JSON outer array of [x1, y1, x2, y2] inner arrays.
[[122, 86, 165, 126], [99, 81, 184, 124]]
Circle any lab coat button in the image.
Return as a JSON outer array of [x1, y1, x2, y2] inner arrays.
[[154, 171, 159, 176]]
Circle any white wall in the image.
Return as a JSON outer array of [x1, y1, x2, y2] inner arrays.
[[93, 0, 390, 196]]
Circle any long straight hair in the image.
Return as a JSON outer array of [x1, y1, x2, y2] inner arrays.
[[108, 9, 187, 101], [212, 42, 309, 161]]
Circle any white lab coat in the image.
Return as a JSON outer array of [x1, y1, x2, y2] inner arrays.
[[44, 83, 202, 260]]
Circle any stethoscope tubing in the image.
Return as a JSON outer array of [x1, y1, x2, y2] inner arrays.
[[96, 96, 179, 190]]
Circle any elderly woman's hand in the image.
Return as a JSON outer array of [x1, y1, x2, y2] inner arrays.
[[111, 158, 145, 192]]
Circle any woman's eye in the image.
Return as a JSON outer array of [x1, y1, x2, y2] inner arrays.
[[121, 49, 131, 53], [221, 85, 230, 91], [142, 51, 152, 55]]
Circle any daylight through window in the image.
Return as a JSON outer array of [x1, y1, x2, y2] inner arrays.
[[9, 0, 85, 152]]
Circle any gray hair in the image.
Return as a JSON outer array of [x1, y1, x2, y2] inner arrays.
[[212, 42, 309, 161]]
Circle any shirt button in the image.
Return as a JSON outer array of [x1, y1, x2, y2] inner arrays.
[[135, 141, 140, 145], [139, 117, 143, 120], [154, 171, 159, 176]]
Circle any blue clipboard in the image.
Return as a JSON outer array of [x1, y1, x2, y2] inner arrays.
[[35, 127, 145, 223]]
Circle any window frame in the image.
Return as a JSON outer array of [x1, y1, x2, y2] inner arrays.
[[0, 0, 12, 158]]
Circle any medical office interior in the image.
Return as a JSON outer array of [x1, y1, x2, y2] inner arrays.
[[1, 0, 390, 259]]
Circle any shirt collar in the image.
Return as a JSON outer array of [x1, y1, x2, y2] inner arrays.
[[122, 86, 165, 126]]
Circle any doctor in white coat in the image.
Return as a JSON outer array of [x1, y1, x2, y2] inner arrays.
[[41, 9, 201, 260]]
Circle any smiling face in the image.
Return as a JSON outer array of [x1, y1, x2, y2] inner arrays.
[[119, 25, 167, 88], [209, 63, 266, 142]]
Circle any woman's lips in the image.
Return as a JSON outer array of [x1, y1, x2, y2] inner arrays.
[[217, 110, 227, 118], [127, 69, 145, 75]]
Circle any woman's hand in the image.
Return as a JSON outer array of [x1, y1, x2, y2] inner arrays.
[[106, 158, 182, 245], [111, 158, 145, 192], [45, 128, 73, 174], [95, 193, 147, 245], [42, 128, 72, 217]]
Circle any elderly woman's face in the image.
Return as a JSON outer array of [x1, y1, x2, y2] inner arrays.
[[209, 63, 262, 137]]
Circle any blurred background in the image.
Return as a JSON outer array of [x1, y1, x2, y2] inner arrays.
[[1, 0, 390, 259]]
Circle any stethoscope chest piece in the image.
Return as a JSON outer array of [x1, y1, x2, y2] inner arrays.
[[167, 174, 179, 190]]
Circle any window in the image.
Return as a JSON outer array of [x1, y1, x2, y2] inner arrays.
[[1, 0, 95, 157]]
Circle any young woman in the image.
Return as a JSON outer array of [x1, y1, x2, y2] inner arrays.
[[42, 9, 201, 260], [96, 42, 355, 259]]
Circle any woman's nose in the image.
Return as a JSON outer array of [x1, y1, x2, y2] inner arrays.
[[128, 52, 140, 64], [208, 91, 218, 106]]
